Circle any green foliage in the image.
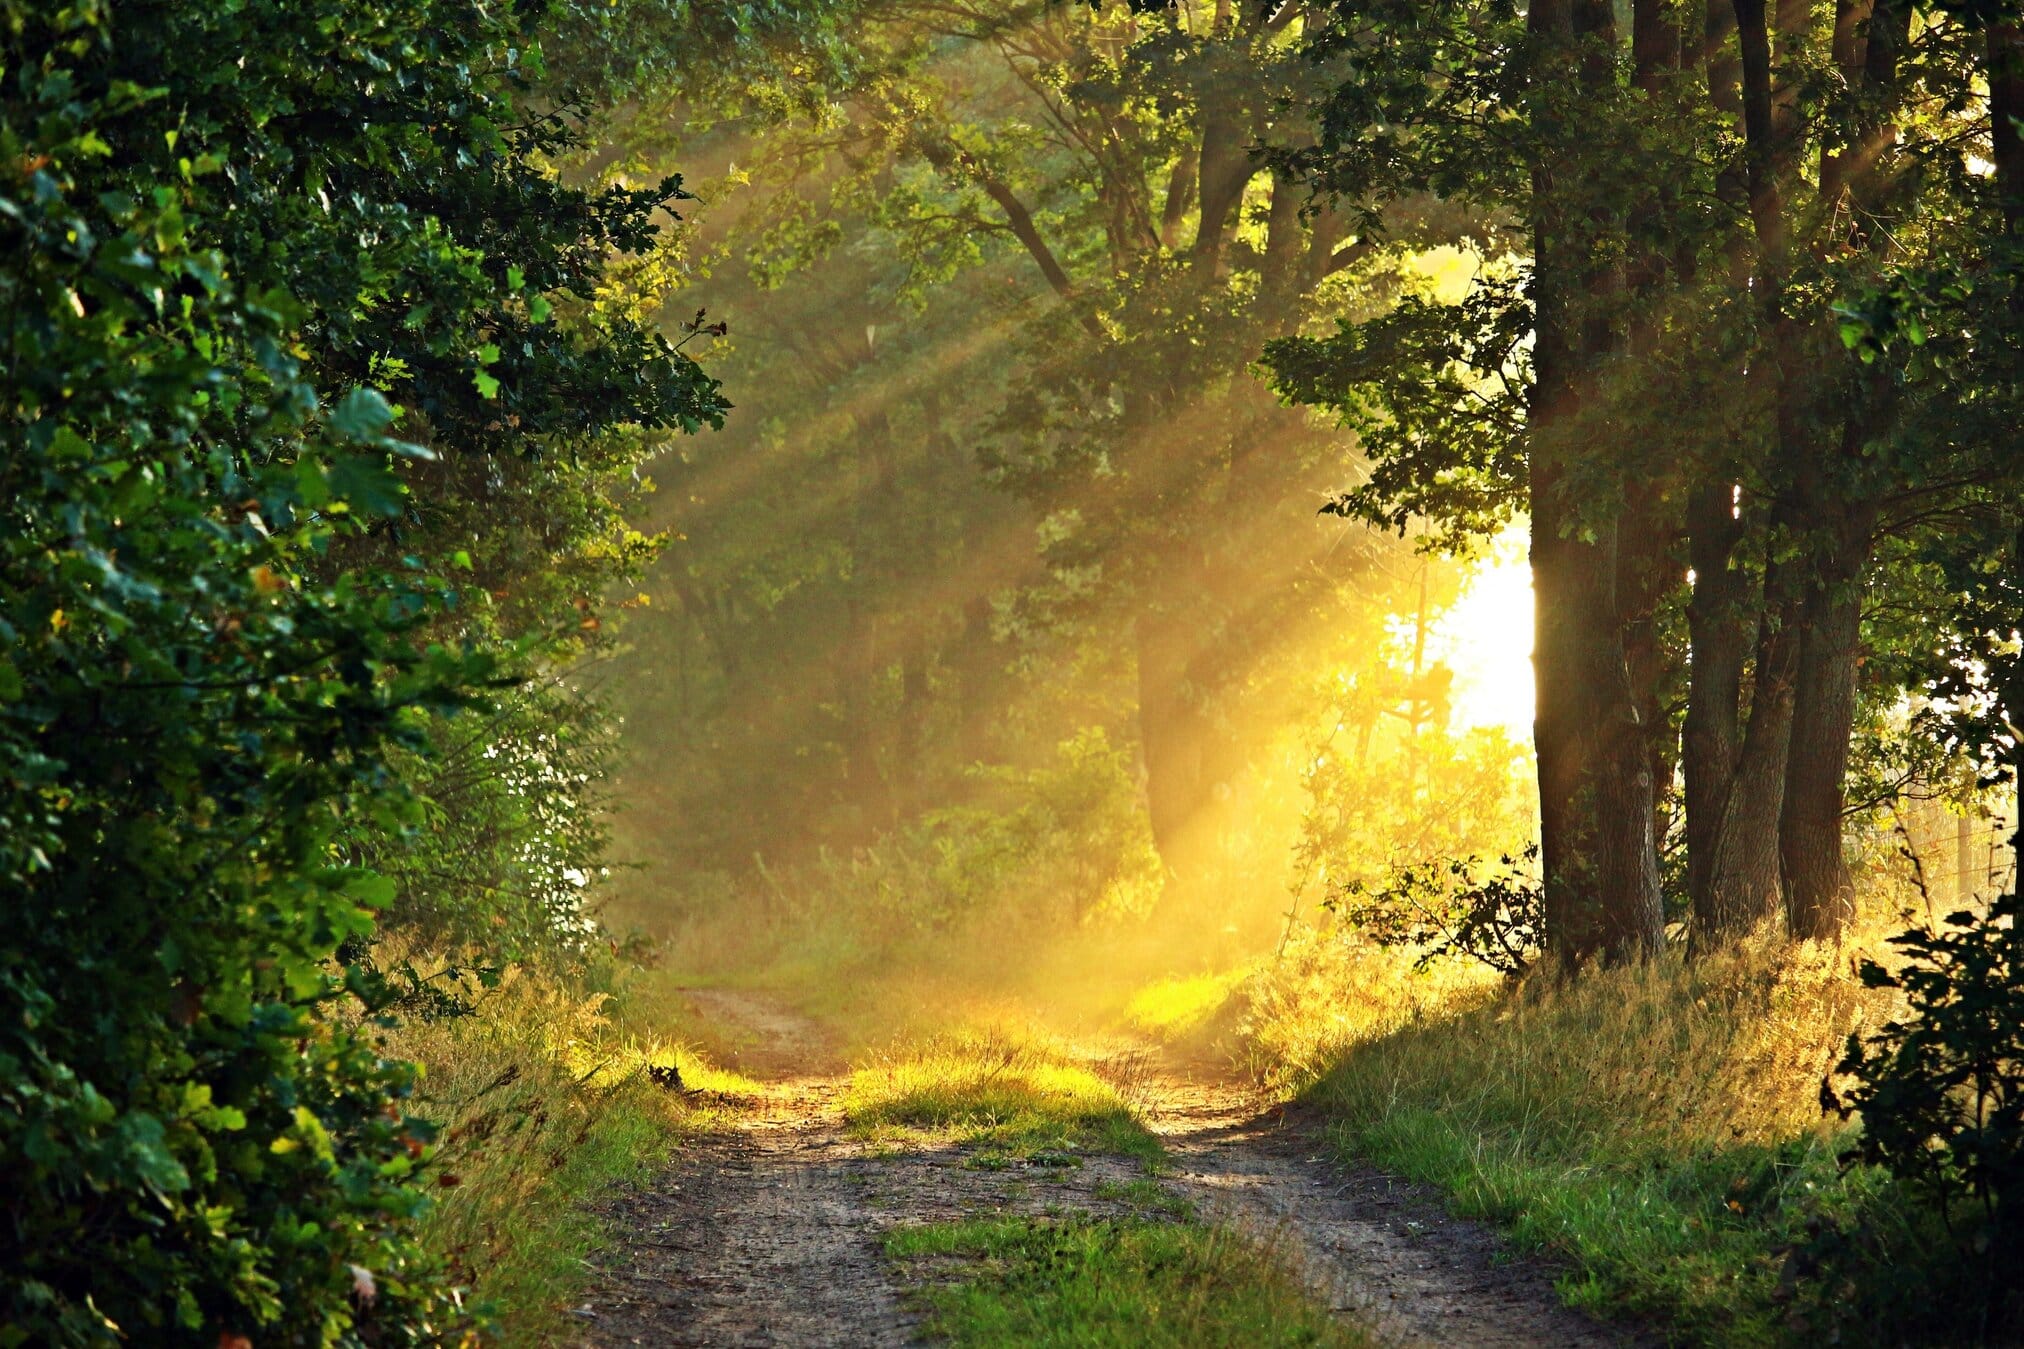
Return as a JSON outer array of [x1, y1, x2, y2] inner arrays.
[[1267, 272, 1532, 550], [594, 0, 1418, 898], [0, 0, 719, 1342], [365, 681, 622, 958], [1327, 846, 1542, 976], [1829, 888, 2024, 1324], [916, 728, 1165, 928]]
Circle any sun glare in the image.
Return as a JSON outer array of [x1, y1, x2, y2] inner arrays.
[[1429, 524, 1536, 739]]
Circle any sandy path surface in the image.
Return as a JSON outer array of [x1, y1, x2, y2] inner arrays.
[[575, 991, 1641, 1348], [1150, 1089, 1635, 1347]]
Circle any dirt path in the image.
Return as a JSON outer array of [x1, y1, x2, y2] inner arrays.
[[575, 993, 1640, 1348], [1151, 1091, 1634, 1347]]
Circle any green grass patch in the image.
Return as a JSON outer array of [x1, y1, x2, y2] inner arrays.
[[846, 1031, 1164, 1169], [1092, 1178, 1196, 1219], [886, 1216, 1369, 1347]]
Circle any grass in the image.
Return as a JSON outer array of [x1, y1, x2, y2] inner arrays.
[[885, 1216, 1370, 1347], [1091, 1177, 1196, 1220], [844, 1030, 1164, 1169], [379, 959, 757, 1344], [1121, 967, 1254, 1044], [1264, 926, 1949, 1346]]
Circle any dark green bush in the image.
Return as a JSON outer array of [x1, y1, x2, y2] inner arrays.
[[1829, 884, 2024, 1335], [0, 2, 721, 1342]]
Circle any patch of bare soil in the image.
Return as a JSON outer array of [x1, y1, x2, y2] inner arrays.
[[575, 996, 1644, 1348], [670, 987, 849, 1077]]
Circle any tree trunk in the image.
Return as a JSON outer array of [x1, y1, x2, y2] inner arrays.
[[1135, 600, 1213, 878], [1532, 460, 1602, 961], [1772, 0, 1905, 941], [1527, 0, 1664, 965], [1260, 170, 1305, 296], [1685, 478, 1750, 930], [1528, 0, 1595, 959], [1590, 473, 1669, 965], [1780, 499, 1874, 939], [1161, 141, 1199, 251], [1701, 531, 1799, 937], [1994, 19, 2024, 214], [1594, 522, 1669, 964], [1193, 106, 1256, 274]]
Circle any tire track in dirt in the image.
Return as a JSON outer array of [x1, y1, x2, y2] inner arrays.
[[575, 991, 1643, 1347], [1149, 1089, 1639, 1348]]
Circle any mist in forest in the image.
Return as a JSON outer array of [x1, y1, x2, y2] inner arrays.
[[576, 5, 2021, 1045]]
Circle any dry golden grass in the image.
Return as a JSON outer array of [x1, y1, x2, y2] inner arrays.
[[845, 1028, 1163, 1167], [1242, 916, 1920, 1345], [375, 960, 754, 1344]]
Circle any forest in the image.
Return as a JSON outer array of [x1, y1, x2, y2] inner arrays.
[[3, 0, 2022, 1345]]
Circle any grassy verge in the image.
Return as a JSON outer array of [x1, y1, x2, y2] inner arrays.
[[1272, 930, 1958, 1345], [886, 1216, 1369, 1347], [380, 961, 756, 1344], [844, 1030, 1163, 1169]]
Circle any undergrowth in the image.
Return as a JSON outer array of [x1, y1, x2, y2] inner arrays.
[[845, 1032, 1163, 1170], [1263, 923, 1980, 1345], [885, 1216, 1369, 1347], [376, 960, 755, 1343]]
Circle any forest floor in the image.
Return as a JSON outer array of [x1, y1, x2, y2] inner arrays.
[[569, 989, 1640, 1348]]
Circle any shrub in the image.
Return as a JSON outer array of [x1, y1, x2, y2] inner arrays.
[[1326, 846, 1543, 976], [1828, 886, 2024, 1329], [367, 681, 622, 959], [0, 2, 719, 1342]]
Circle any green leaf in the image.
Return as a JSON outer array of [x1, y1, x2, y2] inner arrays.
[[330, 387, 395, 443], [343, 872, 398, 910], [325, 455, 406, 517]]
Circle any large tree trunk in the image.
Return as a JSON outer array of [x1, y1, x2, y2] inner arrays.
[[1781, 497, 1875, 938], [1260, 170, 1305, 296], [1591, 477, 1668, 964], [1192, 105, 1256, 275], [1626, 0, 1689, 875], [1772, 0, 1907, 940], [1527, 0, 1666, 966], [1684, 478, 1750, 928], [1532, 459, 1602, 961], [1594, 618, 1669, 961], [1529, 0, 1597, 961], [1161, 139, 1199, 251], [1701, 527, 1801, 936]]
